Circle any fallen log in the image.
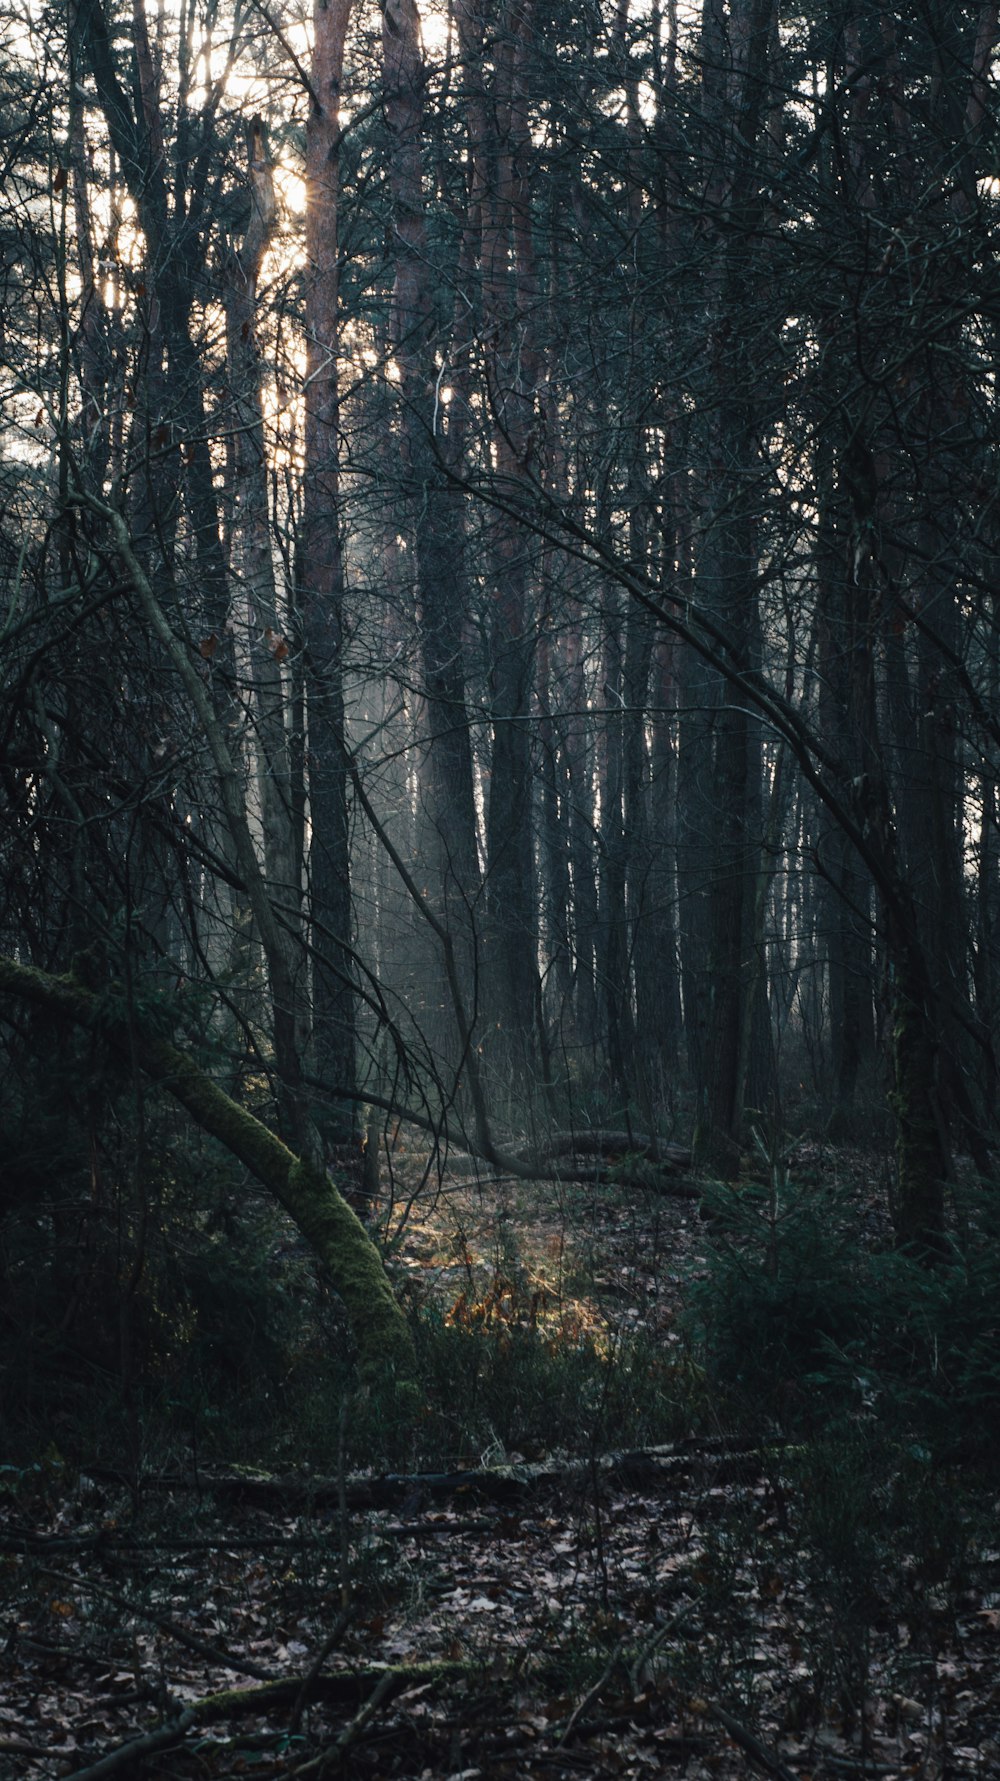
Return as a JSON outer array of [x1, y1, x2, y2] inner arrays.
[[85, 1437, 776, 1512], [515, 1131, 692, 1168], [538, 1162, 701, 1198], [500, 1129, 700, 1196]]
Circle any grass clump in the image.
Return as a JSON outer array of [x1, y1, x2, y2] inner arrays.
[[409, 1271, 697, 1468]]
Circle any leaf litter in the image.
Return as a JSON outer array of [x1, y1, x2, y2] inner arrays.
[[3, 1149, 1000, 1779]]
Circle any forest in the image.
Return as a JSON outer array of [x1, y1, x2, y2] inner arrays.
[[3, 0, 1000, 1774]]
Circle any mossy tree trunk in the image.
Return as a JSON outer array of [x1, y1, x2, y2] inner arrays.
[[0, 955, 419, 1402]]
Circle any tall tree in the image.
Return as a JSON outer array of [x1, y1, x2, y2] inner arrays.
[[300, 0, 357, 1145], [380, 0, 482, 1085], [458, 0, 543, 1084]]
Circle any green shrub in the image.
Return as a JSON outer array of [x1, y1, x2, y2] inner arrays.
[[685, 1175, 876, 1421], [687, 1166, 1000, 1471]]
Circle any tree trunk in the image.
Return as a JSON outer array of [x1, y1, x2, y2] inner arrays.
[[688, 0, 775, 1176], [639, 629, 682, 1076], [0, 955, 419, 1399], [381, 0, 482, 1087], [223, 118, 308, 1124], [300, 0, 357, 1145], [458, 0, 541, 1087]]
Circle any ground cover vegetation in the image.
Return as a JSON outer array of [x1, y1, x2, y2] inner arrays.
[[3, 0, 1000, 1772]]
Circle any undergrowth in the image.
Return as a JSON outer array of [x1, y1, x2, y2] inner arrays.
[[686, 1167, 1000, 1467], [7, 1138, 1000, 1760], [678, 1163, 1000, 1723]]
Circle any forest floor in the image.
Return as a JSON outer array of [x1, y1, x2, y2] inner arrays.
[[4, 1150, 1000, 1780]]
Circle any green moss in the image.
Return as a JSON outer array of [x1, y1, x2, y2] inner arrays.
[[0, 953, 420, 1404], [285, 1158, 419, 1392]]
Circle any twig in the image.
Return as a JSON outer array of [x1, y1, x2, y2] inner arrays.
[[818, 1759, 899, 1776], [288, 1606, 354, 1735], [523, 1753, 599, 1770], [285, 1671, 417, 1777], [63, 1708, 197, 1781], [243, 0, 320, 106], [556, 1592, 703, 1749], [334, 1670, 399, 1758], [627, 1589, 705, 1692], [706, 1700, 799, 1781], [556, 1637, 628, 1746], [386, 1518, 492, 1537], [38, 1566, 279, 1681]]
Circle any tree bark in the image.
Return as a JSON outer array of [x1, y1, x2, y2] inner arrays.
[[222, 118, 308, 1120], [381, 0, 482, 1082], [300, 0, 357, 1144], [458, 0, 542, 1084], [689, 0, 775, 1176]]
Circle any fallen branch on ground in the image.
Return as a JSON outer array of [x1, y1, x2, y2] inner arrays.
[[38, 1566, 280, 1682], [64, 1708, 198, 1781], [289, 1606, 354, 1734], [703, 1700, 800, 1781], [3, 1519, 493, 1555], [513, 1130, 691, 1167], [84, 1436, 776, 1511], [64, 1663, 474, 1781]]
